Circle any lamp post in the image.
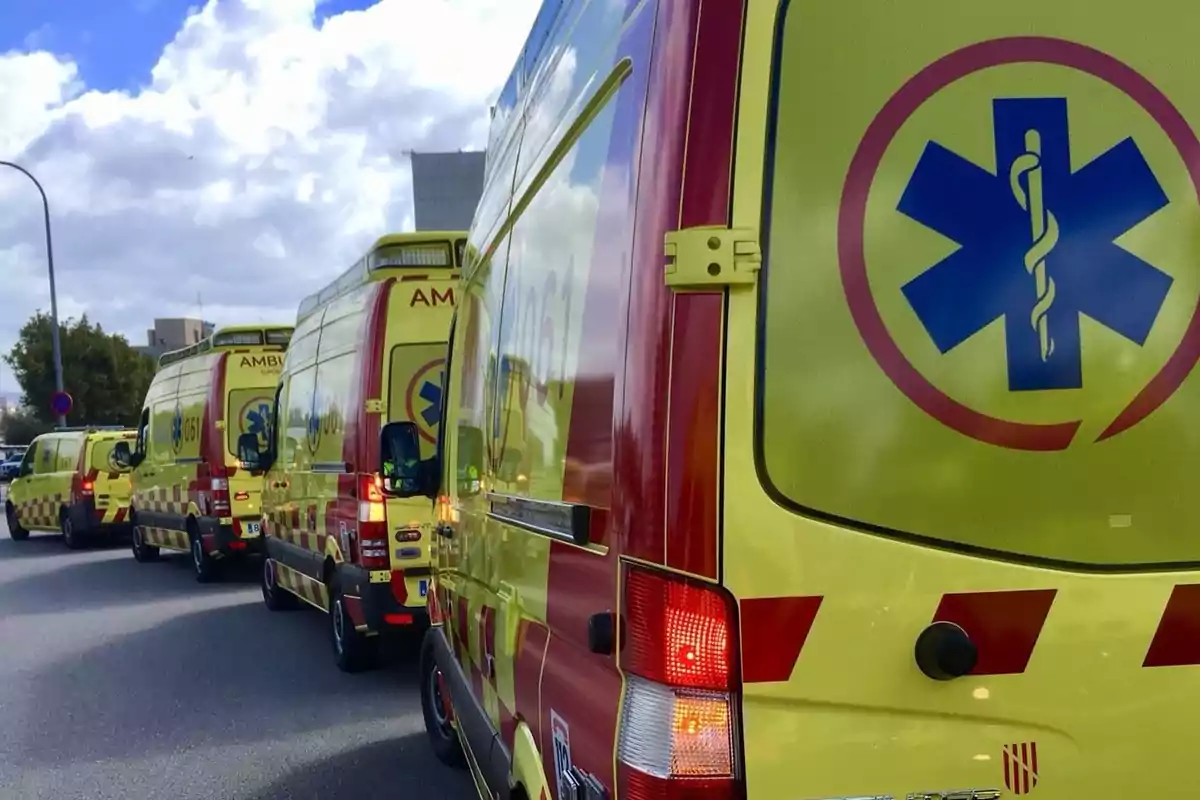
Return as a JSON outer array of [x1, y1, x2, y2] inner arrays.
[[0, 161, 66, 427]]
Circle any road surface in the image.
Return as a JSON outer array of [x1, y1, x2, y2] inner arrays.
[[0, 517, 473, 800]]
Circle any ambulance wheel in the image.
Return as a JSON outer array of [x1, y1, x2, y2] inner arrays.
[[5, 504, 28, 541], [131, 524, 159, 562], [261, 558, 299, 611], [189, 525, 217, 583], [61, 512, 85, 550], [420, 629, 465, 768], [329, 581, 380, 673]]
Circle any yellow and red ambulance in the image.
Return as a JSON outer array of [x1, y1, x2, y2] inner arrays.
[[241, 232, 463, 672], [399, 0, 1200, 798], [114, 324, 292, 582], [6, 426, 137, 548]]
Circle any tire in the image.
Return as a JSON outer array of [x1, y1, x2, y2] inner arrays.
[[329, 579, 380, 673], [61, 512, 85, 550], [261, 558, 299, 611], [130, 521, 159, 562], [420, 628, 466, 768], [5, 504, 28, 541], [189, 524, 218, 584]]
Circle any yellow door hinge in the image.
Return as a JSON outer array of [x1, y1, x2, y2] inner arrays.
[[364, 399, 385, 413], [664, 225, 761, 290]]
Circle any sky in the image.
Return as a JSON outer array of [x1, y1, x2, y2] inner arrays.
[[0, 0, 540, 403]]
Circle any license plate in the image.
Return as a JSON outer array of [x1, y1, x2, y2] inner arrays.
[[419, 579, 428, 597], [244, 521, 261, 535]]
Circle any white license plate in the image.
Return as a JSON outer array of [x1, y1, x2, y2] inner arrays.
[[244, 521, 261, 535], [419, 579, 428, 597]]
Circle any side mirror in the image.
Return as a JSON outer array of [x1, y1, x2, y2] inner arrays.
[[111, 441, 132, 469], [380, 421, 436, 498], [112, 441, 145, 470], [237, 432, 267, 471]]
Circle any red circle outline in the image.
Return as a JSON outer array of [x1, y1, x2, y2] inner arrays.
[[404, 358, 445, 444], [839, 36, 1200, 450]]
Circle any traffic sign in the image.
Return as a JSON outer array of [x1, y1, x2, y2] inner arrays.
[[50, 390, 72, 417]]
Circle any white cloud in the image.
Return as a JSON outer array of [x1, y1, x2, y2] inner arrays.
[[0, 0, 539, 399]]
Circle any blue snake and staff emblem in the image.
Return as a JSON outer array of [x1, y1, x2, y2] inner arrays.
[[1009, 128, 1058, 362]]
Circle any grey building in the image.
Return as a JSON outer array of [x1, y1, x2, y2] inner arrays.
[[135, 318, 215, 360], [410, 150, 486, 231]]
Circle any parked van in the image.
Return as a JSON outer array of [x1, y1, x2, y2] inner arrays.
[[239, 231, 463, 672], [113, 324, 292, 581], [6, 426, 137, 548]]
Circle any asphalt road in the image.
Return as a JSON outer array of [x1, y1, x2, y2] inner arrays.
[[0, 514, 474, 800]]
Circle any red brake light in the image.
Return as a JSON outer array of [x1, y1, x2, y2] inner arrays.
[[618, 565, 743, 799], [81, 479, 94, 494], [623, 566, 734, 691], [356, 473, 389, 569]]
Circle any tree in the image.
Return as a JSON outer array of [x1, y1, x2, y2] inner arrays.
[[4, 312, 156, 427], [0, 408, 51, 445]]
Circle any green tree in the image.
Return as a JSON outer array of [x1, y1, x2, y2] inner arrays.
[[4, 312, 155, 427], [0, 408, 51, 445]]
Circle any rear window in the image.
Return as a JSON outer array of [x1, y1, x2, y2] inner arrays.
[[228, 389, 274, 455], [758, 2, 1199, 567], [87, 439, 129, 473], [388, 342, 446, 460]]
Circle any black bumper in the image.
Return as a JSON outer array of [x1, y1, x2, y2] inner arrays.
[[198, 516, 265, 556], [341, 564, 430, 634], [67, 502, 132, 536]]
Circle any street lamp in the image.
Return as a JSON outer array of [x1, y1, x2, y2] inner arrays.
[[0, 161, 66, 427]]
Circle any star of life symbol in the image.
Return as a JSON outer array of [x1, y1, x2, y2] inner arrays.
[[899, 97, 1173, 391]]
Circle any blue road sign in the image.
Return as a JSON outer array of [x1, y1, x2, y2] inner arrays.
[[899, 97, 1173, 392], [50, 390, 72, 417]]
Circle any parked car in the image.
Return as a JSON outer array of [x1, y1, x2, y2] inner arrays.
[[0, 455, 22, 482]]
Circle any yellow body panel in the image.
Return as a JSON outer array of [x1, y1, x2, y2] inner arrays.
[[720, 1, 1200, 797]]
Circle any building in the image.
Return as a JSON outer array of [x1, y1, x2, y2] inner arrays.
[[409, 150, 486, 231], [135, 318, 215, 360]]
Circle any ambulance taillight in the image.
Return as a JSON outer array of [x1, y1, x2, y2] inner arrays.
[[210, 477, 231, 515], [617, 565, 744, 799], [357, 473, 390, 569]]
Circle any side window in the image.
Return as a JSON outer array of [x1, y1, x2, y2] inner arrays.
[[285, 367, 316, 471], [34, 440, 59, 476], [135, 407, 150, 457], [18, 443, 38, 477], [270, 378, 288, 463], [56, 436, 81, 473], [435, 313, 457, 485]]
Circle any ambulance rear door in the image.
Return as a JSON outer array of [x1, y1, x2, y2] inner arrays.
[[721, 1, 1200, 797]]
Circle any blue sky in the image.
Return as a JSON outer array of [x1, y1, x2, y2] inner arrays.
[[0, 0, 377, 91]]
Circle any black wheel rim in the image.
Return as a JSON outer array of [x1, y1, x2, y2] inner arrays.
[[192, 537, 203, 571]]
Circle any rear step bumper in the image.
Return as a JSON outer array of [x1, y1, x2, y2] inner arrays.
[[198, 516, 265, 556]]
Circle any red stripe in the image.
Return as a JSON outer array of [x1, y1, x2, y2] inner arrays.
[[739, 596, 823, 682], [1030, 742, 1038, 788], [931, 589, 1056, 675], [1003, 747, 1012, 791], [1144, 583, 1200, 666], [113, 507, 127, 524], [662, 0, 744, 580]]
